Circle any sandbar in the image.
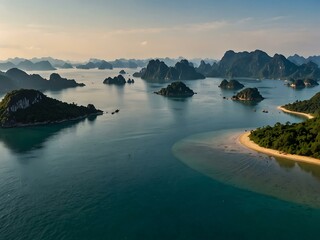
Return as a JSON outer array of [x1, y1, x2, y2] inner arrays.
[[278, 106, 314, 119], [239, 131, 320, 166]]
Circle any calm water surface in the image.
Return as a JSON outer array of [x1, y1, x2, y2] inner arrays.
[[1, 69, 320, 239]]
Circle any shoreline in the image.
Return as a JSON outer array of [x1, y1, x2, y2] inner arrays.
[[238, 132, 320, 166], [1, 111, 103, 129], [278, 106, 314, 119]]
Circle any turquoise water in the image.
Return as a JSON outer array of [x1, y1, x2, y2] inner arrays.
[[1, 69, 320, 239], [173, 130, 320, 208]]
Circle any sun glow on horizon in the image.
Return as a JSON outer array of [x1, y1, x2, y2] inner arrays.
[[0, 0, 319, 61]]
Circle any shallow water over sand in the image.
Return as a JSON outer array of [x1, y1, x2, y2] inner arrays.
[[173, 129, 320, 208]]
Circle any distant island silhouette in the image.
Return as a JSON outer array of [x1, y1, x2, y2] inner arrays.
[[0, 68, 85, 92]]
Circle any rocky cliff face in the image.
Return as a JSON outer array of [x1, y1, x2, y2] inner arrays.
[[261, 54, 298, 79], [49, 73, 85, 89], [197, 61, 220, 77], [197, 50, 320, 80], [7, 92, 43, 113], [155, 81, 195, 97], [304, 78, 319, 87], [97, 60, 113, 70], [219, 79, 244, 90], [0, 89, 103, 128], [219, 50, 271, 78], [139, 59, 205, 82], [103, 75, 127, 85], [232, 88, 264, 101]]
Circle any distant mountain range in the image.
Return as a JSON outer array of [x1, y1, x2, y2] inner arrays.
[[197, 50, 320, 80], [0, 60, 56, 71], [6, 57, 72, 67], [0, 56, 217, 71], [5, 51, 319, 80], [0, 68, 84, 92], [76, 60, 113, 70], [288, 54, 320, 66]]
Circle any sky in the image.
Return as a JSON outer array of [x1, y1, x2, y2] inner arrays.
[[0, 0, 319, 61]]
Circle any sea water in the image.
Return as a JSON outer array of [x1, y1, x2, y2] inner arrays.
[[1, 69, 320, 239]]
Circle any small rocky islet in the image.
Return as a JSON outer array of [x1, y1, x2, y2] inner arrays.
[[232, 88, 264, 101], [155, 81, 195, 97], [219, 79, 244, 90], [286, 78, 319, 88], [103, 75, 135, 85]]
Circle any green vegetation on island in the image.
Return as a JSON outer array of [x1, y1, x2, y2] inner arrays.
[[103, 75, 134, 85], [197, 50, 320, 80], [282, 92, 320, 116], [250, 92, 320, 159], [155, 81, 195, 97], [219, 79, 244, 90], [135, 59, 205, 82], [232, 88, 264, 101], [250, 118, 320, 159], [0, 89, 103, 128], [286, 78, 319, 88]]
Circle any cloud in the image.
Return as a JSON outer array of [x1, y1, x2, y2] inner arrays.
[[109, 27, 166, 35], [140, 41, 148, 46], [265, 16, 288, 22], [105, 18, 262, 38], [188, 21, 229, 31], [236, 17, 254, 24]]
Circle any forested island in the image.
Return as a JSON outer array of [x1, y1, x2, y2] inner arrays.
[[246, 92, 320, 159], [219, 79, 244, 90], [103, 75, 134, 85], [155, 81, 195, 97], [232, 88, 264, 101], [287, 78, 319, 88], [282, 92, 320, 116], [0, 89, 103, 128], [249, 118, 320, 159]]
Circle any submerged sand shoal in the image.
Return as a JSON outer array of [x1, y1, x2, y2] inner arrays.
[[278, 106, 314, 119], [239, 132, 320, 166]]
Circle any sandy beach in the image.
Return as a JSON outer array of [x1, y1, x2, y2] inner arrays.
[[239, 131, 320, 166], [278, 106, 314, 119]]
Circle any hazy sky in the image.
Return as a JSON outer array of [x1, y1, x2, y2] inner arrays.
[[0, 0, 319, 61]]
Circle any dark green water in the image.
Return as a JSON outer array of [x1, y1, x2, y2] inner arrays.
[[1, 69, 320, 239]]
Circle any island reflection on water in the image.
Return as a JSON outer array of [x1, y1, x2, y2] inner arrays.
[[0, 117, 98, 154]]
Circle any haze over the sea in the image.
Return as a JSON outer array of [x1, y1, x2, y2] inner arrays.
[[0, 0, 319, 61]]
